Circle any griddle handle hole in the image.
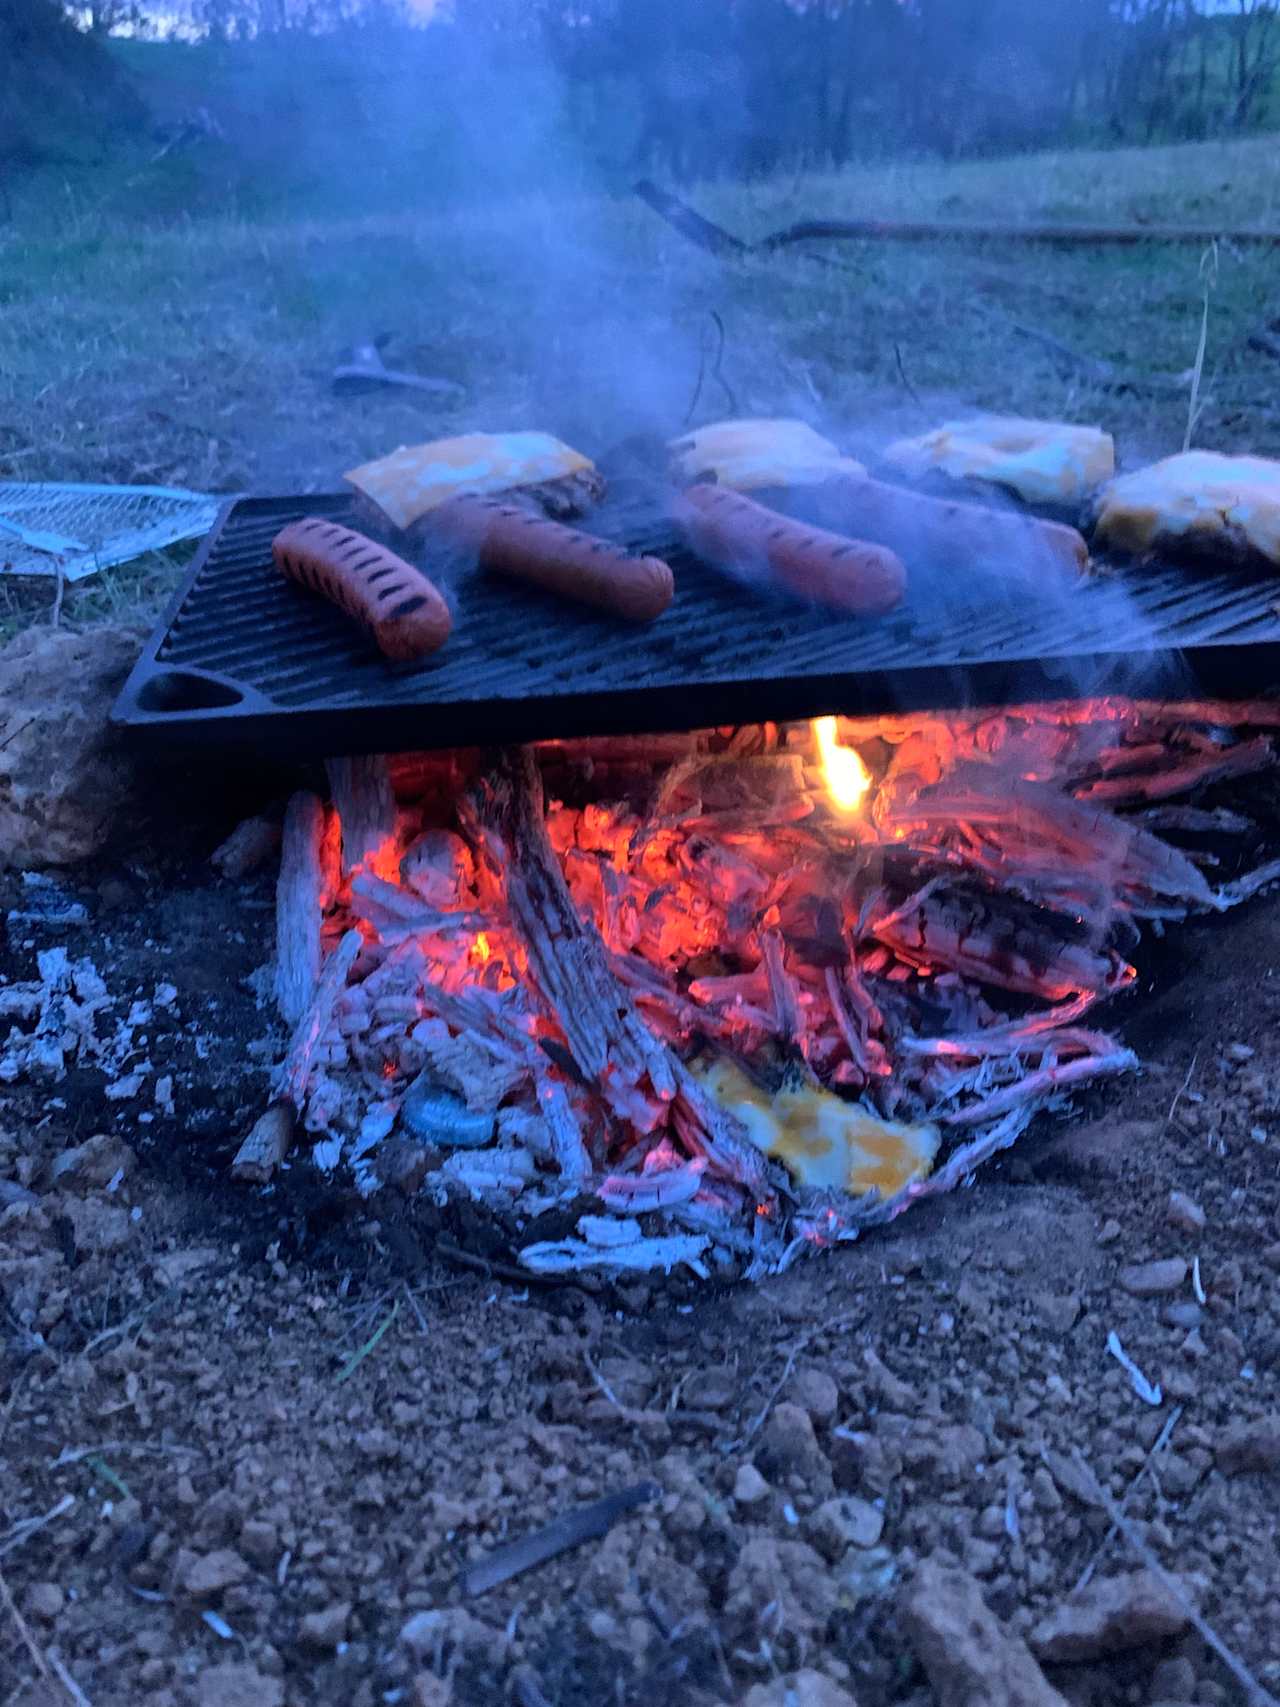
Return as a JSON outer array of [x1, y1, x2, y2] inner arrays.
[[135, 671, 247, 713]]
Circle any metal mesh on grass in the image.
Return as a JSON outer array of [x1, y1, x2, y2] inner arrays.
[[0, 482, 219, 583]]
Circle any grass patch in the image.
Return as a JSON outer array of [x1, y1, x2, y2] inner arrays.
[[2, 134, 1279, 637]]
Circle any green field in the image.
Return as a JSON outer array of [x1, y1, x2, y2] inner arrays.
[[3, 132, 1280, 634]]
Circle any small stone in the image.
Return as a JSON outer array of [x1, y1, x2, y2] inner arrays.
[[178, 1550, 250, 1602], [829, 1428, 899, 1496], [400, 1608, 493, 1662], [1029, 1570, 1191, 1662], [1119, 1259, 1188, 1298], [741, 1671, 860, 1707], [237, 1518, 278, 1569], [807, 1495, 884, 1561], [47, 1134, 134, 1193], [411, 1677, 453, 1707], [1157, 1454, 1203, 1498], [683, 1365, 737, 1411], [962, 1537, 1001, 1578], [1166, 1191, 1206, 1233], [900, 1557, 1068, 1707], [1098, 1218, 1123, 1246], [756, 1402, 831, 1488], [1148, 1656, 1196, 1702], [902, 1422, 985, 1486], [787, 1367, 839, 1425], [725, 1538, 841, 1642], [1225, 1041, 1255, 1062], [1034, 1293, 1081, 1335], [63, 1197, 132, 1256], [195, 1664, 285, 1707], [1214, 1415, 1280, 1474], [1161, 1301, 1203, 1330], [23, 1582, 64, 1621], [733, 1463, 770, 1507], [298, 1601, 350, 1650]]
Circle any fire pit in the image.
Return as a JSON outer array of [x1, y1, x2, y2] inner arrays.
[[232, 699, 1280, 1282]]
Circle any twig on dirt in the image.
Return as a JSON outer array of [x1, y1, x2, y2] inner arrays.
[[1071, 1446, 1280, 1707], [46, 1650, 93, 1707], [434, 1238, 572, 1290], [724, 1312, 860, 1455], [584, 1349, 626, 1414], [52, 1440, 200, 1467], [401, 1283, 430, 1337], [893, 342, 923, 408], [49, 563, 65, 629], [460, 1482, 660, 1597], [1184, 242, 1219, 452], [0, 1565, 52, 1685], [335, 1298, 399, 1384], [1073, 1404, 1182, 1591], [707, 311, 737, 416], [0, 1494, 76, 1562], [1165, 1053, 1198, 1133], [0, 716, 36, 754]]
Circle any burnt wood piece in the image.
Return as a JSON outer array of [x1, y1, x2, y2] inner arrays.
[[275, 791, 329, 1026], [476, 748, 769, 1190], [326, 754, 396, 875]]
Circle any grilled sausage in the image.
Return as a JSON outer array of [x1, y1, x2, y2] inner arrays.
[[433, 494, 674, 623], [272, 517, 452, 662], [672, 483, 906, 614], [836, 475, 1089, 578]]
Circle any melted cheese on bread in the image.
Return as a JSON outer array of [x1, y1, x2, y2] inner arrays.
[[670, 419, 865, 491], [346, 432, 594, 530], [1093, 450, 1280, 564], [884, 416, 1114, 505]]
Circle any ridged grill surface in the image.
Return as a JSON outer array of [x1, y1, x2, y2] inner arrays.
[[113, 491, 1280, 754]]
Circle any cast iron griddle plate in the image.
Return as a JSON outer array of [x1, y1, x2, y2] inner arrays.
[[113, 490, 1280, 757]]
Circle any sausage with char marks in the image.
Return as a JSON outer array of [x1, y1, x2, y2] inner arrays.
[[672, 483, 907, 614], [433, 493, 674, 623], [272, 517, 453, 662]]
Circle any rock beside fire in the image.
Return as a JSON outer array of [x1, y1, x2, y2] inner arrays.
[[899, 1557, 1069, 1707], [1027, 1569, 1191, 1662], [0, 624, 141, 870]]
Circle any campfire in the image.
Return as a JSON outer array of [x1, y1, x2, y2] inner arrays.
[[246, 697, 1280, 1281]]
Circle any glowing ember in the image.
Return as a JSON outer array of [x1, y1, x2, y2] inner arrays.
[[269, 699, 1280, 1280], [812, 715, 871, 814]]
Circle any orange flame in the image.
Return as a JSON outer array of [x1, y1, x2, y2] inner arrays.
[[812, 716, 871, 815]]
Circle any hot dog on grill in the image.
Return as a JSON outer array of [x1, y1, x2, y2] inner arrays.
[[835, 474, 1089, 578], [272, 517, 452, 662], [432, 494, 674, 624], [671, 483, 907, 614]]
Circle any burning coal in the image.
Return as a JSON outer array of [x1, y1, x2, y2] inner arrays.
[[259, 699, 1280, 1280]]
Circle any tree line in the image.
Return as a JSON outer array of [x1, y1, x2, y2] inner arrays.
[[8, 0, 1280, 184]]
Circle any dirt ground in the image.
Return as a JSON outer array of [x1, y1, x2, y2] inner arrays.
[[3, 773, 1280, 1707]]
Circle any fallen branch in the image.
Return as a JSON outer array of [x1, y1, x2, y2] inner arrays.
[[634, 181, 1280, 256], [761, 214, 1280, 251], [633, 180, 747, 258]]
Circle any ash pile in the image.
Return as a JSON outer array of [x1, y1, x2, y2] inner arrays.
[[248, 699, 1280, 1281]]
